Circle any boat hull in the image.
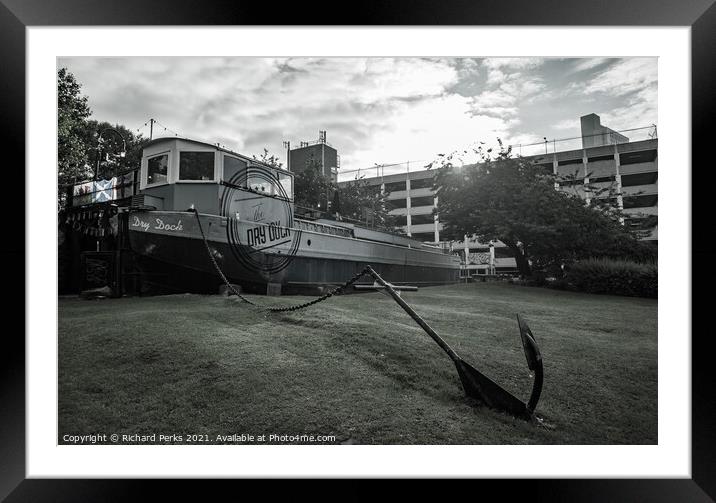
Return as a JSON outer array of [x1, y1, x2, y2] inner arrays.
[[127, 210, 460, 294]]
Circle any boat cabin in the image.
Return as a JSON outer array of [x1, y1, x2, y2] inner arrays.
[[138, 137, 294, 214]]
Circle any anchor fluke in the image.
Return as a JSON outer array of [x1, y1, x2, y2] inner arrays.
[[517, 314, 543, 413], [454, 358, 531, 419], [363, 266, 544, 421]]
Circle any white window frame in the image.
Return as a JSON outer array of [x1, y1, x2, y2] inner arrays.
[[175, 148, 219, 184], [142, 150, 172, 189]]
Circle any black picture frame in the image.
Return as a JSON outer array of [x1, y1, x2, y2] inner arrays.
[[2, 0, 713, 500]]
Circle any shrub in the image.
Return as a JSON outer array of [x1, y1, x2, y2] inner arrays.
[[565, 258, 657, 298]]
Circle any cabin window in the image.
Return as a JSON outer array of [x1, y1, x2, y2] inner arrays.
[[223, 155, 247, 186], [179, 151, 215, 181], [247, 169, 273, 195], [277, 172, 293, 200], [147, 153, 169, 185]]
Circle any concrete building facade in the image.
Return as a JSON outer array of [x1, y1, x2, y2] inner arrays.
[[338, 136, 658, 274], [580, 113, 629, 148]]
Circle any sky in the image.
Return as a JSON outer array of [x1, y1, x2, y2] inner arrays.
[[58, 57, 657, 175]]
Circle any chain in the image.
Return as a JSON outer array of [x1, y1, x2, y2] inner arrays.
[[190, 209, 372, 313], [190, 209, 260, 307], [265, 266, 371, 313]]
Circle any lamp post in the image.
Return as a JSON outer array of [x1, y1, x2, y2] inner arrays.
[[94, 128, 127, 180]]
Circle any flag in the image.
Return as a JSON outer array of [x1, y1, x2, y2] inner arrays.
[[92, 177, 117, 203]]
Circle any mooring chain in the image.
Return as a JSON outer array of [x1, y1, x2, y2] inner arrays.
[[190, 209, 261, 307], [264, 266, 371, 313], [190, 209, 371, 313]]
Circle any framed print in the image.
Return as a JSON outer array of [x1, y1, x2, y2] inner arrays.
[[3, 0, 715, 499]]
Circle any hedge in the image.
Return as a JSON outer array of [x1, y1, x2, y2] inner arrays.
[[564, 258, 657, 298]]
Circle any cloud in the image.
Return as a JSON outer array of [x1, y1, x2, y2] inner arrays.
[[58, 56, 497, 171], [575, 58, 658, 131], [467, 58, 546, 121], [569, 57, 612, 73], [553, 119, 578, 130], [57, 56, 656, 174], [581, 58, 657, 96]]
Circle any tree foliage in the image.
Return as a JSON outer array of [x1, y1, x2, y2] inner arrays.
[[58, 68, 149, 207], [293, 159, 335, 211], [58, 68, 92, 195], [336, 176, 399, 230], [432, 141, 655, 277], [80, 120, 148, 180], [292, 159, 399, 230]]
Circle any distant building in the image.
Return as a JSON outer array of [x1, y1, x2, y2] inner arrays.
[[287, 131, 339, 182], [529, 137, 657, 241], [580, 113, 629, 148], [338, 122, 657, 275]]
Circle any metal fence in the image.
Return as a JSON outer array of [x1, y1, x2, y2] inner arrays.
[[337, 125, 657, 183]]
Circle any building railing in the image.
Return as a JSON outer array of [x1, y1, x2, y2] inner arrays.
[[296, 138, 334, 149], [336, 125, 657, 183]]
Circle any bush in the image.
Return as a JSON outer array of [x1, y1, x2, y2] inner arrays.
[[565, 258, 657, 298]]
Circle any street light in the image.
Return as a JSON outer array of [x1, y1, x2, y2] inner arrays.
[[94, 128, 127, 180]]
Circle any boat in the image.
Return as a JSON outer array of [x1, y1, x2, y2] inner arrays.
[[70, 137, 461, 295]]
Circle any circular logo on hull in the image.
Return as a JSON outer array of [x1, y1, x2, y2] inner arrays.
[[219, 165, 301, 275]]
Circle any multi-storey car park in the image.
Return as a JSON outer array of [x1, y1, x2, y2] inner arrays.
[[336, 115, 658, 276]]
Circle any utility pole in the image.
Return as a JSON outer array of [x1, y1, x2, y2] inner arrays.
[[149, 118, 154, 140]]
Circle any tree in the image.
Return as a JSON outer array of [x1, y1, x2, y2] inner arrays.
[[293, 159, 335, 211], [432, 141, 655, 277], [337, 176, 399, 230], [79, 120, 148, 181], [58, 68, 92, 204]]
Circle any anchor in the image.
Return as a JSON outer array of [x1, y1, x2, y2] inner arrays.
[[360, 266, 543, 421], [190, 209, 543, 419]]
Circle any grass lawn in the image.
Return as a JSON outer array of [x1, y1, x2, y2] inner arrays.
[[58, 282, 657, 445]]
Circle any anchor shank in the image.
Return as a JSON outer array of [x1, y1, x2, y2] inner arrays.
[[365, 266, 461, 363]]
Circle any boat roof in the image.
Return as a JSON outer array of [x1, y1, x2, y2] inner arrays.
[[142, 136, 291, 174]]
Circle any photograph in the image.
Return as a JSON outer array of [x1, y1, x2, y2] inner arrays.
[[56, 55, 659, 446], [2, 3, 709, 496]]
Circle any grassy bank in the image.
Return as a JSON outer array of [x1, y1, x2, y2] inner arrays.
[[58, 282, 657, 444]]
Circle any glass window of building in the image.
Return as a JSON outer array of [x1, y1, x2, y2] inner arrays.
[[179, 151, 215, 181], [384, 181, 406, 193], [410, 213, 435, 225], [147, 153, 168, 185], [409, 177, 434, 190], [386, 199, 407, 210], [411, 196, 435, 207]]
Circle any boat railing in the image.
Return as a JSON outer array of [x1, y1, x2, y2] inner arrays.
[[294, 219, 353, 238], [293, 203, 406, 236]]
